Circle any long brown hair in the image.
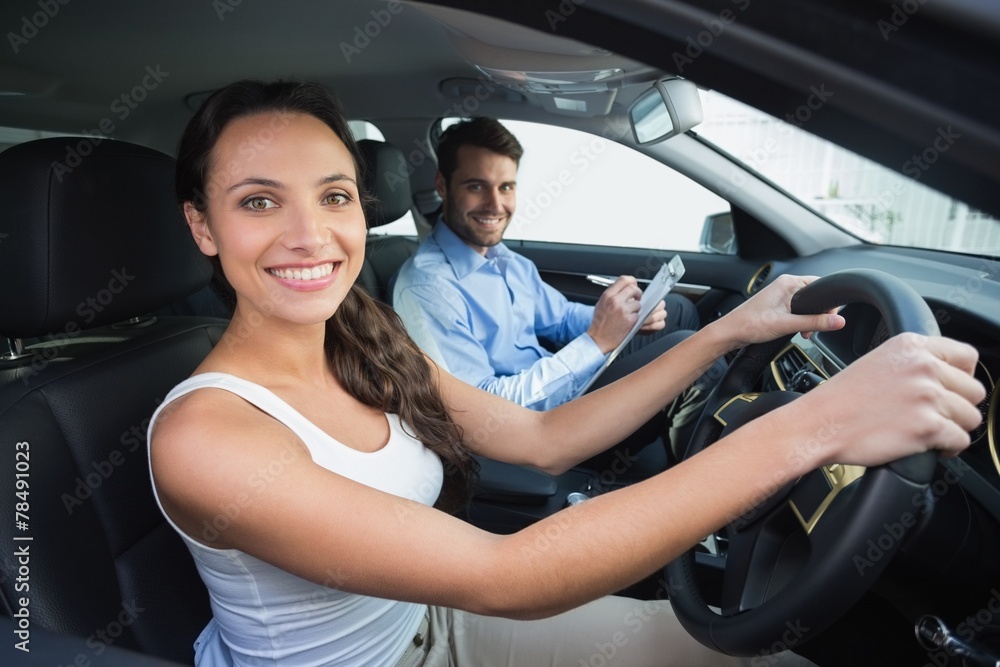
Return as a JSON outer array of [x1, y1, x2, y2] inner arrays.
[[175, 80, 477, 512], [327, 286, 477, 512]]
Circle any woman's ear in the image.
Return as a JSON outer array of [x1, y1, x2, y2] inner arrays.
[[183, 202, 219, 256]]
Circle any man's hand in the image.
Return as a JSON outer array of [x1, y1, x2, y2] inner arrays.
[[587, 276, 643, 354], [638, 300, 666, 335]]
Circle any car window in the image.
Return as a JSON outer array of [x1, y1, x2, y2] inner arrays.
[[0, 125, 99, 152], [694, 91, 1000, 255], [441, 118, 729, 251], [348, 120, 385, 142]]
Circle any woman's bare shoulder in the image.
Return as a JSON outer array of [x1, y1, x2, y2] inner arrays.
[[153, 382, 270, 441], [149, 380, 314, 548], [150, 382, 308, 489]]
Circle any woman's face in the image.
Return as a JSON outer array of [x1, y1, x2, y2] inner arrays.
[[185, 111, 366, 327]]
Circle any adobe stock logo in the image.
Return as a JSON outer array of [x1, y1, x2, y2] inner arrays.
[[902, 126, 961, 181], [671, 0, 751, 74], [7, 0, 71, 54], [877, 0, 927, 41], [49, 66, 170, 182], [339, 2, 404, 63], [19, 267, 135, 386]]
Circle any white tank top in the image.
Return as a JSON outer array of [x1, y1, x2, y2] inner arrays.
[[147, 372, 444, 667]]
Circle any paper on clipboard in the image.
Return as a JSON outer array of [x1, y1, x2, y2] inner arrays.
[[577, 255, 685, 397]]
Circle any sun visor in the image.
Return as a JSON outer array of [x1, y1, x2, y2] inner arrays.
[[411, 2, 660, 116]]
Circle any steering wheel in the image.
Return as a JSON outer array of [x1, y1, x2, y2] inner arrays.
[[666, 268, 940, 656]]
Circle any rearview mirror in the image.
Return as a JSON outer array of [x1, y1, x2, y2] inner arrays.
[[628, 78, 703, 144]]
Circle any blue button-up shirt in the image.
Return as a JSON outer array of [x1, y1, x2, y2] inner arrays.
[[392, 223, 606, 410]]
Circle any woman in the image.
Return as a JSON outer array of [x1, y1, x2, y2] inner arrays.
[[149, 80, 984, 667]]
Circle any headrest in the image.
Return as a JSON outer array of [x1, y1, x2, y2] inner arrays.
[[0, 138, 212, 339], [358, 139, 412, 228]]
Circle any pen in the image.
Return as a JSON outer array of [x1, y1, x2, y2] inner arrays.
[[586, 275, 615, 287]]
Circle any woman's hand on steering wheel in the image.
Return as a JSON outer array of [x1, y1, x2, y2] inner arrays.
[[792, 332, 985, 468], [714, 274, 846, 350]]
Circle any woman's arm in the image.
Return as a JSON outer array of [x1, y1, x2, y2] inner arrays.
[[444, 275, 848, 474], [151, 332, 983, 620]]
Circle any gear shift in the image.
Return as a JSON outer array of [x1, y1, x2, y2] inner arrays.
[[915, 615, 1000, 666]]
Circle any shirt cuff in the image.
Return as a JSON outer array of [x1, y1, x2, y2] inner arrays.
[[559, 334, 608, 387]]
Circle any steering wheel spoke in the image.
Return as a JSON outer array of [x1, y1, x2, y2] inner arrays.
[[720, 521, 782, 614], [788, 464, 866, 534]]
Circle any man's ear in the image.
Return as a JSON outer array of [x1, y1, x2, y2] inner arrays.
[[183, 202, 219, 257], [434, 170, 447, 201]]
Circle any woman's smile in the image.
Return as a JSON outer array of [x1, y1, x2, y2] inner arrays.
[[265, 261, 339, 290]]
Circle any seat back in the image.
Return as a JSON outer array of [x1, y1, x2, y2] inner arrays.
[[0, 138, 224, 663], [357, 139, 419, 302]]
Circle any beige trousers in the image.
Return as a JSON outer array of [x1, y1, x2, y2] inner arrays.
[[394, 596, 817, 667]]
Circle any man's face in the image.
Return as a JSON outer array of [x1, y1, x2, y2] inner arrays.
[[437, 144, 517, 255]]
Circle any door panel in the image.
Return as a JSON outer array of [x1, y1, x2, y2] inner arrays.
[[508, 240, 772, 323]]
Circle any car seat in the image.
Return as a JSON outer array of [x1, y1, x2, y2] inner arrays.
[[357, 138, 420, 303], [0, 138, 226, 663]]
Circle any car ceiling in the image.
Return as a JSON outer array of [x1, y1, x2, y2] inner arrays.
[[0, 0, 998, 220], [0, 2, 475, 139]]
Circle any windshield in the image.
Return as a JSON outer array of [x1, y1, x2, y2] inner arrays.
[[693, 91, 1000, 255]]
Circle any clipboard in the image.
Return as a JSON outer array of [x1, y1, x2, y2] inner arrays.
[[576, 255, 685, 397]]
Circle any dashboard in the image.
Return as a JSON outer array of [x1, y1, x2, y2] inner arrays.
[[760, 261, 1000, 521]]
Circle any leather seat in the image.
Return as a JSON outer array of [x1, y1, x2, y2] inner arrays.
[[0, 138, 226, 663], [357, 138, 419, 303]]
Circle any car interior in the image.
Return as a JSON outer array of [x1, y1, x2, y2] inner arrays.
[[0, 1, 998, 665]]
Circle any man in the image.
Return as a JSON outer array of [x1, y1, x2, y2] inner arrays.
[[392, 118, 716, 472]]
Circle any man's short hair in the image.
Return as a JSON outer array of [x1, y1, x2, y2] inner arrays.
[[436, 117, 524, 184]]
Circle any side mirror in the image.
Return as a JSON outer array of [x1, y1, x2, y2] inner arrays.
[[628, 78, 703, 144], [700, 211, 737, 255]]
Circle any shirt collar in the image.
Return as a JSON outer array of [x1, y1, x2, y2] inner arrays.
[[432, 218, 512, 280]]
